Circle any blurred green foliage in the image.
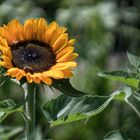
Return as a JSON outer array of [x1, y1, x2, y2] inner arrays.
[[0, 0, 140, 139]]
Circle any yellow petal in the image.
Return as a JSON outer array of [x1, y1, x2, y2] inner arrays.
[[62, 69, 73, 78], [56, 47, 74, 62], [0, 27, 13, 45], [35, 18, 48, 41], [33, 73, 41, 84], [51, 62, 77, 70], [40, 75, 52, 85], [15, 70, 26, 81], [1, 55, 12, 65], [0, 46, 12, 59], [44, 22, 58, 44], [24, 19, 35, 40], [16, 72, 24, 81], [43, 69, 64, 79], [67, 39, 76, 46], [52, 33, 68, 53], [57, 53, 78, 62], [6, 19, 24, 42], [0, 20, 23, 45], [50, 27, 67, 46], [26, 72, 52, 85], [34, 77, 41, 84], [0, 36, 8, 47], [7, 68, 19, 77], [26, 73, 33, 83], [0, 61, 12, 68], [7, 68, 25, 80], [56, 46, 74, 59], [2, 47, 12, 59]]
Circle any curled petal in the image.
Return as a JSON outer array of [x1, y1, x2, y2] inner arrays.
[[26, 73, 33, 83]]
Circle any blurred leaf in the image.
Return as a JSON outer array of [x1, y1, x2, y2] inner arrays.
[[104, 130, 129, 140], [28, 127, 43, 140], [134, 92, 140, 102], [127, 52, 140, 70], [98, 71, 139, 89], [0, 99, 23, 123], [0, 126, 23, 140], [0, 66, 6, 86], [52, 79, 86, 97], [0, 66, 6, 76], [0, 76, 6, 87], [42, 87, 134, 127]]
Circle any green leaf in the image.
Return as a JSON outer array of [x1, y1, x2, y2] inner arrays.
[[52, 79, 86, 97], [127, 52, 140, 70], [104, 130, 129, 140], [41, 87, 133, 127], [0, 99, 23, 123], [98, 71, 139, 89], [0, 126, 23, 139]]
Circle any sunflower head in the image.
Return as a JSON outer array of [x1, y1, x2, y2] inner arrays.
[[0, 18, 78, 85]]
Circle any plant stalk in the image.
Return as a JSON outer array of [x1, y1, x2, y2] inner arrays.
[[24, 83, 37, 140]]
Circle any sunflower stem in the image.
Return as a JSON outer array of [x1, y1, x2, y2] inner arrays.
[[24, 83, 37, 139]]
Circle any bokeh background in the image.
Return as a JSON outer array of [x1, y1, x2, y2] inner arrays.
[[0, 0, 140, 139]]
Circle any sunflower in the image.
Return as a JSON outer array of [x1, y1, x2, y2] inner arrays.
[[0, 18, 78, 85]]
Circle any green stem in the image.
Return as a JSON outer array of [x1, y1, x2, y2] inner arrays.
[[24, 83, 37, 139]]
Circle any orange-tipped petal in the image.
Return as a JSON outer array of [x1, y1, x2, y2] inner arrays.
[[50, 27, 67, 46], [44, 22, 58, 44], [52, 33, 68, 53], [0, 27, 13, 45], [0, 20, 24, 45], [24, 19, 35, 40], [35, 18, 48, 41], [6, 19, 24, 42]]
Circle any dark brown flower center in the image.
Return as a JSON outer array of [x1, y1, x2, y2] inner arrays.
[[11, 40, 56, 73]]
